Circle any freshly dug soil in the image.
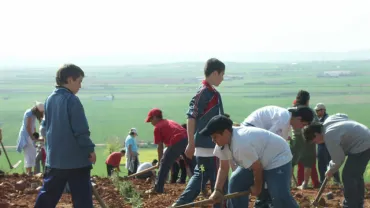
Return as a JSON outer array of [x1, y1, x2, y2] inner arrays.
[[1, 173, 370, 208]]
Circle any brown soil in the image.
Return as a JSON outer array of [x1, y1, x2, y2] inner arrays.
[[1, 173, 370, 208]]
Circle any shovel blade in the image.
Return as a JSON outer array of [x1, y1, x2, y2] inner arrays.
[[12, 160, 22, 169]]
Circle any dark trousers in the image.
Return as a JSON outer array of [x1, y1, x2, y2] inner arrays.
[[175, 156, 228, 208], [128, 157, 139, 176], [34, 166, 93, 208], [342, 148, 370, 208], [154, 138, 188, 193], [317, 143, 341, 183], [106, 164, 115, 176], [171, 158, 187, 183], [137, 171, 153, 179]]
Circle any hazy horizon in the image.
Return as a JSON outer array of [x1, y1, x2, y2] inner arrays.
[[1, 0, 370, 67]]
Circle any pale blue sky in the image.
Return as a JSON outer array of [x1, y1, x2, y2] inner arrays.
[[0, 0, 369, 66]]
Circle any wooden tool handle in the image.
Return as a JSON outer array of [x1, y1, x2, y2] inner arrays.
[[92, 184, 108, 208], [0, 141, 13, 169], [172, 191, 250, 208], [124, 165, 158, 179], [312, 177, 328, 205]]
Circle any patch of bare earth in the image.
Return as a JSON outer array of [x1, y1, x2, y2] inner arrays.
[[0, 173, 128, 208], [2, 173, 370, 208]]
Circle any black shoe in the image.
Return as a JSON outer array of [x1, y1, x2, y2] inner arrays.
[[254, 200, 274, 208]]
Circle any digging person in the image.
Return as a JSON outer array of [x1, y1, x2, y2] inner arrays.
[[291, 91, 320, 190], [314, 103, 341, 185], [303, 113, 370, 208], [105, 149, 126, 176], [144, 108, 188, 194], [136, 159, 158, 183], [16, 101, 44, 176], [240, 105, 314, 207], [202, 115, 299, 208]]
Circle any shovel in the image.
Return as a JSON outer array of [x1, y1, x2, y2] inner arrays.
[[311, 177, 328, 207], [172, 191, 250, 208], [122, 165, 159, 179], [0, 141, 22, 169], [91, 182, 108, 208]]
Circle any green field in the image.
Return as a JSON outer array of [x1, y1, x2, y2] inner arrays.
[[0, 147, 157, 177], [1, 60, 370, 178]]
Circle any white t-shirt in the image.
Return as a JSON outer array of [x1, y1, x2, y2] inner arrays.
[[213, 126, 292, 170], [137, 162, 152, 172], [241, 105, 291, 140]]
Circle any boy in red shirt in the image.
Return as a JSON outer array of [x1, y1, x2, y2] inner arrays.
[[106, 149, 126, 176], [145, 108, 188, 194]]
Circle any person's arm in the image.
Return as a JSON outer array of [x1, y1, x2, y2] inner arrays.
[[214, 159, 230, 191], [68, 96, 95, 157], [185, 88, 207, 158], [209, 159, 229, 202], [117, 157, 121, 171], [157, 142, 164, 164], [187, 118, 196, 148], [250, 160, 263, 196], [154, 126, 163, 164], [39, 120, 46, 142], [26, 117, 36, 140], [325, 132, 345, 174], [128, 144, 133, 157]]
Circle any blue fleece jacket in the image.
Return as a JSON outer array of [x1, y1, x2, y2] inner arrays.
[[44, 87, 95, 169], [187, 81, 224, 148]]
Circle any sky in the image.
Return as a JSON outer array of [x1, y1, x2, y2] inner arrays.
[[0, 0, 369, 66]]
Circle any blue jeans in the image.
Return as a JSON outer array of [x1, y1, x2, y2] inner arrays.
[[175, 156, 228, 208], [155, 138, 187, 193], [317, 143, 340, 183], [228, 162, 298, 208], [34, 166, 93, 208], [342, 148, 370, 208]]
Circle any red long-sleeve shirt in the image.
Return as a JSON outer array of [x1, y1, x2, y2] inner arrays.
[[106, 152, 122, 168]]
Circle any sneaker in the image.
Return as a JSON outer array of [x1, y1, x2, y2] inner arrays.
[[145, 188, 160, 194], [170, 202, 181, 207], [297, 182, 308, 190]]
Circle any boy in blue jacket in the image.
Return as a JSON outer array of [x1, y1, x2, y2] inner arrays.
[[173, 58, 226, 207], [35, 64, 96, 208]]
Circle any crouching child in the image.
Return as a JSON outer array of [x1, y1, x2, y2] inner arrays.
[[144, 108, 188, 194], [201, 115, 298, 208], [136, 159, 159, 183], [303, 113, 370, 208]]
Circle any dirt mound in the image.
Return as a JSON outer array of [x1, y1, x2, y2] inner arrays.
[[1, 173, 370, 208], [0, 173, 128, 208]]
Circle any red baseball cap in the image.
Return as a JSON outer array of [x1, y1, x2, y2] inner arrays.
[[145, 108, 162, 122]]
